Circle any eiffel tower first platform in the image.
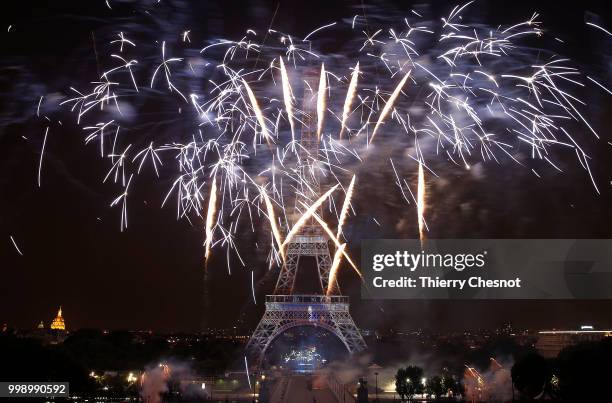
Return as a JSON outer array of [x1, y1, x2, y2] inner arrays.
[[246, 67, 367, 367]]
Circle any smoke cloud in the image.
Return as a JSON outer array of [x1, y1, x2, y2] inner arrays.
[[140, 360, 208, 403]]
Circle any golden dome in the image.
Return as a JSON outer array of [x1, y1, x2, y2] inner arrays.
[[50, 306, 66, 331]]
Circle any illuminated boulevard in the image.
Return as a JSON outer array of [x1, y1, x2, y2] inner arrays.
[[270, 374, 338, 403]]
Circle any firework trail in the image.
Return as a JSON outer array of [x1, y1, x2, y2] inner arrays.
[[316, 63, 327, 141], [327, 242, 346, 296], [244, 356, 252, 389], [586, 22, 612, 37], [37, 127, 49, 187], [260, 185, 284, 261], [370, 70, 411, 144], [9, 236, 24, 256], [251, 270, 257, 304], [38, 0, 609, 294], [204, 177, 217, 262], [279, 57, 296, 141], [339, 62, 359, 139], [417, 162, 426, 242], [243, 79, 272, 144], [311, 209, 361, 278], [281, 184, 338, 250], [336, 175, 356, 240]]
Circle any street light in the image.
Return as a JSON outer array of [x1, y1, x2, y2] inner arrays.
[[374, 372, 379, 403], [422, 377, 427, 399]]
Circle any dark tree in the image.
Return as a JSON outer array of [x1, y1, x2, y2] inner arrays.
[[405, 365, 424, 400], [395, 366, 424, 402], [511, 353, 551, 400], [426, 375, 444, 400], [442, 375, 462, 399], [395, 368, 409, 402], [0, 334, 94, 395], [556, 338, 612, 401]]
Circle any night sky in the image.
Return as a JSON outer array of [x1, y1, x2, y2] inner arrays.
[[1, 0, 611, 334]]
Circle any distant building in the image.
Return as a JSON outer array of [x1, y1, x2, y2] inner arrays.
[[49, 306, 67, 344], [50, 307, 66, 331], [536, 327, 612, 358], [21, 309, 68, 344], [30, 320, 47, 339]]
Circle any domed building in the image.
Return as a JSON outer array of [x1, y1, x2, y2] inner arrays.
[[26, 308, 68, 344], [50, 307, 66, 331], [48, 306, 67, 344]]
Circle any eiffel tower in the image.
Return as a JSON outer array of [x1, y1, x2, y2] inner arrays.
[[246, 67, 367, 367]]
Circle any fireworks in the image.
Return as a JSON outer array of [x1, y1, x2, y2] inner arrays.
[[243, 78, 272, 144], [44, 1, 608, 293], [417, 162, 426, 242], [37, 127, 49, 187], [339, 63, 359, 139], [9, 235, 23, 256], [204, 177, 218, 262], [311, 211, 361, 278], [281, 184, 339, 250], [327, 243, 346, 296], [370, 69, 412, 144], [336, 175, 356, 241], [260, 185, 284, 262], [279, 56, 296, 141], [316, 63, 327, 141]]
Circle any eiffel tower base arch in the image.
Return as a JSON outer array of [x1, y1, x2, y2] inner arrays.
[[246, 295, 367, 367]]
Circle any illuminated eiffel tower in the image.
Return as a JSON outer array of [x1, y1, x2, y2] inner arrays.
[[247, 67, 366, 367]]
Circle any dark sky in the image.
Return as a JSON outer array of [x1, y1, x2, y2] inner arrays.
[[1, 0, 611, 334]]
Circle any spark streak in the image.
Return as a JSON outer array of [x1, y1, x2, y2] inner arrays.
[[586, 22, 612, 37], [340, 62, 359, 138], [260, 185, 284, 261], [417, 162, 426, 242], [370, 69, 411, 143], [243, 78, 271, 143], [336, 175, 356, 240], [311, 212, 362, 279], [326, 243, 346, 295], [251, 270, 256, 304], [279, 57, 295, 140], [587, 76, 612, 95], [204, 177, 218, 261], [9, 235, 23, 256], [281, 184, 338, 250], [316, 63, 326, 140], [244, 356, 252, 389], [37, 127, 49, 187]]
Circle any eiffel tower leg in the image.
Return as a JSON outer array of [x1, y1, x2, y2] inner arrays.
[[329, 310, 367, 353], [246, 309, 282, 365], [274, 243, 300, 294]]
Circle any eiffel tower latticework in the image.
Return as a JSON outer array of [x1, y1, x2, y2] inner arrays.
[[273, 68, 336, 296], [247, 67, 366, 366]]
